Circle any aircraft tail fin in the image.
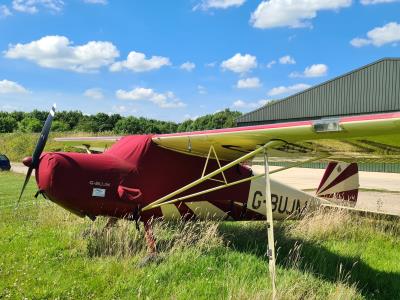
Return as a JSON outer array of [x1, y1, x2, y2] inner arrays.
[[316, 161, 359, 204]]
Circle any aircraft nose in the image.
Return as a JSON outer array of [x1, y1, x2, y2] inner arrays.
[[22, 156, 33, 167], [35, 153, 56, 194], [34, 152, 134, 218]]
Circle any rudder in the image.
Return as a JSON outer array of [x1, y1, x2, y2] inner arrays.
[[316, 161, 359, 205]]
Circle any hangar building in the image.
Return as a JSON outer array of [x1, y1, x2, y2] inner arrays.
[[236, 58, 400, 173], [236, 58, 400, 126]]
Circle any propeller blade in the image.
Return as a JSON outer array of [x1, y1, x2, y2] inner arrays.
[[16, 166, 33, 208], [17, 104, 56, 207], [31, 103, 56, 168]]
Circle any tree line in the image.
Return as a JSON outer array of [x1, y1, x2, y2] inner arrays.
[[0, 109, 242, 134]]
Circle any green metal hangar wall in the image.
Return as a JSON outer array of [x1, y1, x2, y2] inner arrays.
[[236, 58, 400, 126], [236, 58, 400, 173]]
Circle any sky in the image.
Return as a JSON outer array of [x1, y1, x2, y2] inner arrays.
[[0, 0, 399, 122]]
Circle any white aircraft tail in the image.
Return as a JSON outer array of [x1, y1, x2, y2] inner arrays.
[[316, 162, 359, 204]]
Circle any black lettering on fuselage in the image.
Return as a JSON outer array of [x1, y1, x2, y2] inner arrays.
[[271, 194, 279, 211], [252, 191, 263, 209], [251, 191, 308, 216], [278, 196, 289, 214], [287, 199, 297, 215]]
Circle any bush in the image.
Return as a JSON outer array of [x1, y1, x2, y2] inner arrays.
[[52, 121, 70, 132], [18, 117, 42, 133], [0, 116, 17, 133]]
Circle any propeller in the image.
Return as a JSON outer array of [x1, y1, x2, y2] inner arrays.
[[17, 104, 56, 207]]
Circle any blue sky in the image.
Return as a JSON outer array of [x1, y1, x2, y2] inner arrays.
[[0, 0, 399, 121]]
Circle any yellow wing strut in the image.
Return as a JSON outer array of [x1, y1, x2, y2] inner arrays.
[[263, 148, 276, 299]]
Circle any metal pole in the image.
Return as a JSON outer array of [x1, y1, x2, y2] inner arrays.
[[263, 148, 277, 299]]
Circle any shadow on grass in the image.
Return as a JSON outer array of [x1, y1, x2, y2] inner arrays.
[[219, 222, 400, 300]]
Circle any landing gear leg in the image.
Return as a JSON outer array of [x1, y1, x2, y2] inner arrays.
[[104, 217, 118, 230], [137, 219, 161, 267], [144, 220, 157, 254]]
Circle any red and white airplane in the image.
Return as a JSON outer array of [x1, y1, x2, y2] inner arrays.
[[18, 105, 400, 258]]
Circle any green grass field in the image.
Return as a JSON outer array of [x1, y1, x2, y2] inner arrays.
[[1, 171, 400, 299]]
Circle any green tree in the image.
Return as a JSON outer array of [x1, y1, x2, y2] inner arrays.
[[93, 113, 111, 132], [55, 111, 83, 130], [28, 110, 48, 123], [52, 120, 70, 132], [114, 117, 141, 134], [75, 116, 97, 132], [185, 109, 242, 132], [0, 116, 17, 133], [108, 114, 122, 130], [9, 111, 25, 122], [177, 119, 194, 132], [18, 117, 42, 132]]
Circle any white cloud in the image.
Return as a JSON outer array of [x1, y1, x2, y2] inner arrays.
[[266, 60, 276, 68], [232, 100, 247, 108], [205, 62, 217, 67], [221, 53, 257, 73], [183, 114, 198, 121], [180, 61, 196, 71], [84, 88, 104, 99], [290, 64, 328, 78], [258, 99, 269, 106], [84, 0, 107, 4], [110, 51, 170, 72], [250, 0, 352, 29], [12, 0, 64, 14], [0, 5, 12, 17], [303, 64, 328, 77], [112, 105, 128, 113], [116, 87, 186, 109], [1, 104, 19, 111], [232, 99, 268, 109], [197, 85, 207, 94], [111, 105, 138, 114], [0, 79, 29, 94], [361, 0, 399, 4], [350, 22, 400, 47], [236, 77, 261, 89], [350, 38, 371, 47], [194, 0, 245, 10], [267, 83, 311, 96], [279, 55, 296, 64], [4, 35, 119, 72]]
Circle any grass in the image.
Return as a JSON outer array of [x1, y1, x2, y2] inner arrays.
[[1, 171, 400, 299]]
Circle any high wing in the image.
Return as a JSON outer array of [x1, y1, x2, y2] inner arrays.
[[153, 112, 400, 162], [53, 112, 400, 163], [54, 136, 122, 143], [53, 136, 122, 153]]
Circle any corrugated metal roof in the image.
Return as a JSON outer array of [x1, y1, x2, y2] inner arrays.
[[236, 58, 400, 126]]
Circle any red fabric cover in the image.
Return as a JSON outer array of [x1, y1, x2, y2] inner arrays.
[[36, 151, 134, 217], [105, 135, 152, 164], [37, 135, 254, 220], [106, 135, 253, 220]]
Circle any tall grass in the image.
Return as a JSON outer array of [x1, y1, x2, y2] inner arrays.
[[81, 211, 364, 299], [84, 218, 225, 258]]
